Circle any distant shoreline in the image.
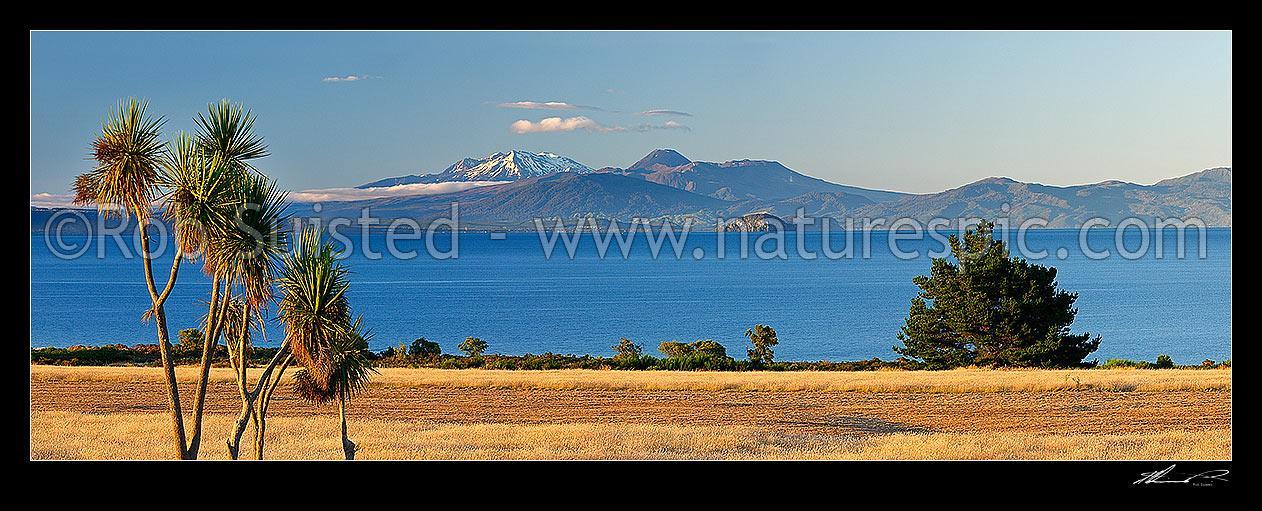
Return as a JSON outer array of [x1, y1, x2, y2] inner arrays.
[[30, 343, 1232, 372]]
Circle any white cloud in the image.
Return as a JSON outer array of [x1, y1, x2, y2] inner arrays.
[[509, 116, 623, 134], [496, 101, 600, 111], [288, 181, 508, 203], [33, 182, 508, 209], [30, 193, 79, 209], [509, 116, 691, 134], [322, 75, 380, 83], [635, 109, 693, 117]]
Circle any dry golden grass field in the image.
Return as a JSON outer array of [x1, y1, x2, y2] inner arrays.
[[29, 365, 1232, 460]]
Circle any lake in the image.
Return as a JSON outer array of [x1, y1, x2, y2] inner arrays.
[[30, 227, 1232, 365]]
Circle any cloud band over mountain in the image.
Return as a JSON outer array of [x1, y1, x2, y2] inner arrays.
[[509, 116, 690, 134], [288, 181, 510, 203]]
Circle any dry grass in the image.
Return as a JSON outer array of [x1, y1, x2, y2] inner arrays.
[[30, 365, 1232, 393], [30, 366, 1232, 460], [30, 410, 1229, 460]]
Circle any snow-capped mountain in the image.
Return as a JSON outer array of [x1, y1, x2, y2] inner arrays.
[[358, 150, 594, 188], [442, 150, 594, 180]]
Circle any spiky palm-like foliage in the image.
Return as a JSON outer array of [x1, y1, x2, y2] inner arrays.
[[204, 173, 291, 310], [291, 314, 375, 460], [73, 98, 167, 221], [291, 316, 376, 404], [216, 176, 292, 461], [73, 98, 189, 458], [194, 99, 269, 173], [177, 100, 273, 459], [159, 132, 237, 262], [276, 227, 353, 390]]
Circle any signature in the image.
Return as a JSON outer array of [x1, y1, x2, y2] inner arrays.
[[1134, 464, 1229, 486]]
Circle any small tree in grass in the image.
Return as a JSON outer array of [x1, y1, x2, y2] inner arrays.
[[409, 337, 441, 358], [178, 329, 204, 351], [894, 220, 1100, 369], [459, 337, 487, 357], [745, 325, 777, 365], [612, 338, 642, 360]]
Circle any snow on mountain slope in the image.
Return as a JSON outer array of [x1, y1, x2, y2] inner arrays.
[[455, 150, 595, 180], [359, 150, 594, 188]]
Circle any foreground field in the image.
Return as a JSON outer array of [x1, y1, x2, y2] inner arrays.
[[30, 365, 1232, 460]]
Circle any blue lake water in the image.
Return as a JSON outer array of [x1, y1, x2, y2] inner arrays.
[[30, 228, 1232, 365]]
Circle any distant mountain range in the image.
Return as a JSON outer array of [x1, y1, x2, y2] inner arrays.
[[841, 168, 1232, 228], [312, 149, 1230, 229], [602, 149, 909, 204], [32, 149, 1231, 232]]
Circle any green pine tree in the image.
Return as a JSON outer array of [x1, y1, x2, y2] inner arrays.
[[894, 221, 1100, 369]]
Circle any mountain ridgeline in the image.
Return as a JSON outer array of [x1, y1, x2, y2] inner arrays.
[[34, 149, 1230, 232], [304, 149, 1231, 229]]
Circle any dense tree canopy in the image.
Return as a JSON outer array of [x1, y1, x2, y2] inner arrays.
[[745, 325, 778, 365], [459, 337, 488, 357], [894, 221, 1100, 369]]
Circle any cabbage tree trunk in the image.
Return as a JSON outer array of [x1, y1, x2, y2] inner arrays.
[[187, 278, 229, 459], [340, 393, 356, 460], [224, 304, 292, 460], [251, 353, 292, 460], [139, 227, 187, 459]]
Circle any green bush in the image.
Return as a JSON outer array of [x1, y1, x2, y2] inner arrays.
[[690, 340, 727, 358], [745, 325, 778, 365], [612, 338, 643, 361], [177, 328, 204, 352], [1100, 358, 1151, 369], [459, 337, 488, 357], [1099, 355, 1180, 370], [31, 346, 133, 365], [484, 357, 516, 370], [659, 340, 727, 361], [612, 354, 655, 370], [654, 353, 736, 371], [409, 337, 442, 358], [658, 341, 693, 359]]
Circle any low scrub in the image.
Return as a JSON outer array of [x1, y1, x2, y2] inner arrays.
[[31, 343, 282, 367], [1098, 355, 1230, 370], [32, 344, 1229, 373]]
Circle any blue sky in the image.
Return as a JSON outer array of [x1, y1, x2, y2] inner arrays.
[[30, 30, 1231, 200]]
